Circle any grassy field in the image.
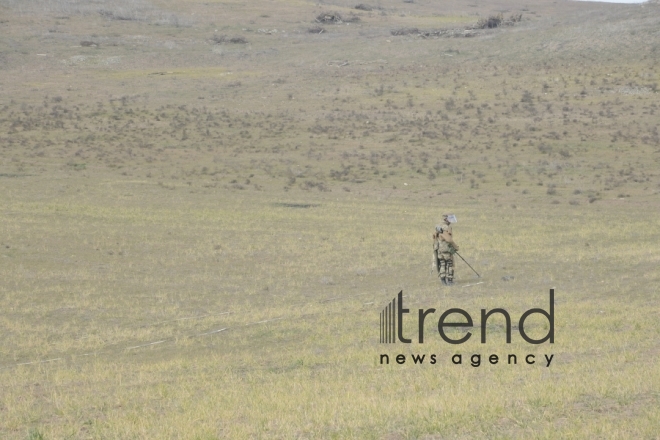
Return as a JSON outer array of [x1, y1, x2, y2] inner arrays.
[[1, 0, 660, 438]]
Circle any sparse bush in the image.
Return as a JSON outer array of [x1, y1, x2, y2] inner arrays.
[[538, 143, 552, 154], [476, 14, 503, 29], [355, 4, 373, 11], [391, 28, 419, 36], [99, 9, 140, 21], [507, 14, 522, 24], [308, 26, 325, 34], [212, 35, 248, 44], [521, 90, 534, 103], [316, 12, 344, 24], [301, 180, 330, 191]]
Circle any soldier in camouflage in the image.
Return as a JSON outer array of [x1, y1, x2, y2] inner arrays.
[[433, 214, 459, 286]]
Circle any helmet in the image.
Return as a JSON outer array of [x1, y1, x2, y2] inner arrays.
[[443, 214, 457, 224]]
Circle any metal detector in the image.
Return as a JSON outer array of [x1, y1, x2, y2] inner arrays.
[[454, 251, 480, 278]]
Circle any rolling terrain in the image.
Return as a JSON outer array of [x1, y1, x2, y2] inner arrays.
[[1, 0, 659, 438]]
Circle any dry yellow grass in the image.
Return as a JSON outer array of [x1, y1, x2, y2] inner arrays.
[[1, 186, 659, 438]]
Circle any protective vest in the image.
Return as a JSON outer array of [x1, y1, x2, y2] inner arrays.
[[435, 224, 453, 253]]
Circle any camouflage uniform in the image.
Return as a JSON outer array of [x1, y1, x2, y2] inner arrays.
[[433, 224, 455, 285]]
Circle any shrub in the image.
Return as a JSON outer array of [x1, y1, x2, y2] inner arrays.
[[391, 28, 419, 36], [316, 12, 343, 23], [476, 14, 503, 29], [212, 35, 248, 44]]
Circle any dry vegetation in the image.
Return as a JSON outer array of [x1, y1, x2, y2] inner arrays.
[[0, 0, 659, 438]]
